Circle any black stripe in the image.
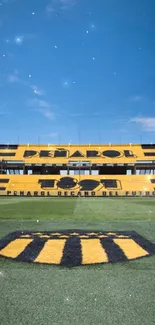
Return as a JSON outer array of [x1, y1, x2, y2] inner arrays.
[[0, 144, 18, 149], [0, 179, 9, 183], [131, 233, 155, 255], [61, 237, 82, 267], [16, 238, 47, 262], [100, 238, 128, 263], [141, 144, 155, 149], [144, 152, 155, 156], [0, 187, 6, 190], [0, 153, 16, 156]]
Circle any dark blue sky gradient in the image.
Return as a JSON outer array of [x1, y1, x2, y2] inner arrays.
[[0, 0, 155, 144]]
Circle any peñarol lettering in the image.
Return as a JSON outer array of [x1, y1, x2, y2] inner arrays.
[[5, 190, 155, 197], [23, 149, 135, 159]]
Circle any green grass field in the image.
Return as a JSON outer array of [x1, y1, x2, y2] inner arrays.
[[0, 197, 155, 325]]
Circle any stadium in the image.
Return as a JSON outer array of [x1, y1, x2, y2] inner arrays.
[[0, 143, 155, 197], [1, 0, 155, 323], [0, 142, 155, 324]]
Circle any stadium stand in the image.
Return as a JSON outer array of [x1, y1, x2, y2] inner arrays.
[[0, 143, 155, 197]]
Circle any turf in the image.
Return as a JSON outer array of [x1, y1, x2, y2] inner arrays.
[[0, 197, 155, 325], [0, 196, 155, 220]]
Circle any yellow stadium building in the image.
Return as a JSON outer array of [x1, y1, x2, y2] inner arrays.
[[0, 143, 155, 197]]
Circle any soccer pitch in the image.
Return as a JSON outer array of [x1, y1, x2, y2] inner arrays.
[[0, 197, 155, 325]]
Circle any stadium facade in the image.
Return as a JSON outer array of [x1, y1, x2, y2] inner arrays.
[[0, 143, 155, 197]]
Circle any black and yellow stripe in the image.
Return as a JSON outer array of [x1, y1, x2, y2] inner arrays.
[[0, 231, 155, 267]]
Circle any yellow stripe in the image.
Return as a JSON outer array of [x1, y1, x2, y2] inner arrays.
[[35, 239, 66, 264], [113, 239, 149, 259], [0, 239, 32, 258], [81, 239, 108, 264]]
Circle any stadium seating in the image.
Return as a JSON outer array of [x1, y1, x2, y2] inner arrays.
[[0, 174, 154, 197], [0, 144, 155, 197]]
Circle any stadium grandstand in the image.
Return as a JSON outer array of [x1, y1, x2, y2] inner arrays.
[[0, 143, 155, 197]]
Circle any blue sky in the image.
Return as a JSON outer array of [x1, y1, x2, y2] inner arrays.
[[0, 0, 155, 145]]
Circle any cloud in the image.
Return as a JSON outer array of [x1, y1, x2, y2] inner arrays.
[[68, 112, 105, 117], [0, 0, 18, 5], [131, 117, 155, 131], [7, 72, 45, 99], [60, 0, 76, 10], [128, 95, 144, 102], [46, 3, 55, 13], [45, 0, 76, 14], [7, 74, 20, 83], [47, 132, 59, 137], [40, 109, 54, 120], [28, 99, 55, 120], [31, 99, 51, 108]]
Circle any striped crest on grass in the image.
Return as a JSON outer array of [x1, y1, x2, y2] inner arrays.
[[0, 230, 155, 267]]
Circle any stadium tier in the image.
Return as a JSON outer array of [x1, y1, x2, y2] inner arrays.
[[0, 143, 155, 197]]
